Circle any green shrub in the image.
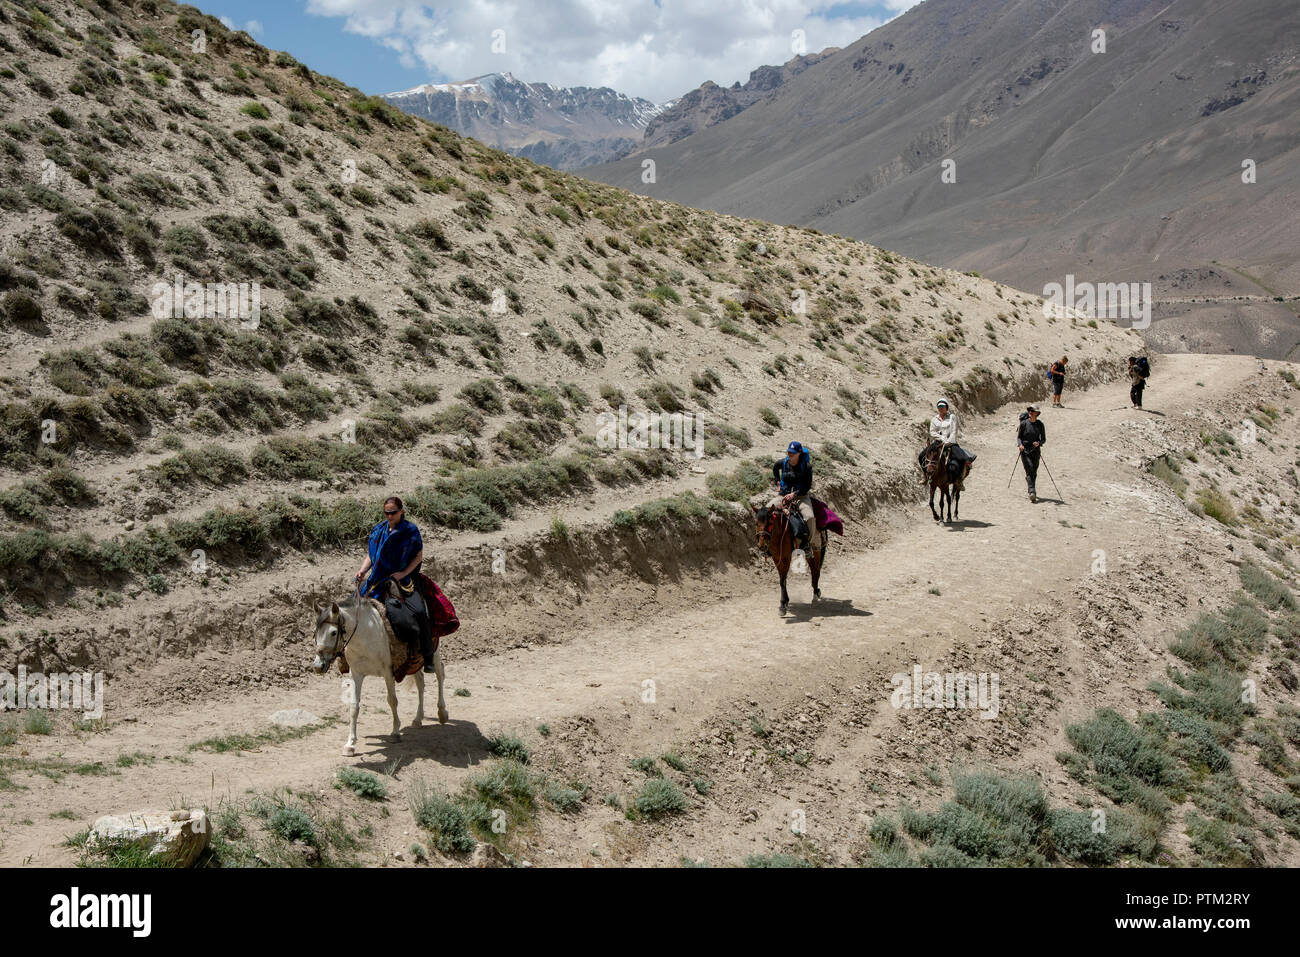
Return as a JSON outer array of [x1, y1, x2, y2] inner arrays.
[[336, 767, 387, 800], [1240, 563, 1296, 610], [409, 780, 476, 853], [485, 732, 530, 764], [1047, 809, 1117, 864], [632, 779, 687, 819], [1195, 486, 1237, 525], [268, 806, 316, 845], [1, 291, 43, 325]]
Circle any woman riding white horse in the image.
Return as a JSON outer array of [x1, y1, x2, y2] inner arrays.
[[312, 496, 447, 755]]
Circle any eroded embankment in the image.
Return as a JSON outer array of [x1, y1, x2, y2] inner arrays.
[[9, 357, 1126, 684]]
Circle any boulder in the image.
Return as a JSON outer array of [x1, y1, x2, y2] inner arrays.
[[89, 809, 210, 867], [471, 841, 509, 868]]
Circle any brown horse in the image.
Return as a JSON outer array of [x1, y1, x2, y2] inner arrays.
[[922, 439, 966, 524], [750, 503, 826, 614]]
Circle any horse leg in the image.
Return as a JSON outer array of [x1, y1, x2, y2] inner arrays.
[[384, 672, 401, 742], [777, 546, 791, 614], [344, 674, 363, 756], [411, 670, 425, 728], [953, 487, 960, 522], [929, 483, 940, 522], [435, 647, 449, 724], [810, 548, 822, 601]]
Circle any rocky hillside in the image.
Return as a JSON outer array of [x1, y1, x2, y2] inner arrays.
[[587, 0, 1300, 358], [629, 49, 838, 155], [382, 73, 665, 172]]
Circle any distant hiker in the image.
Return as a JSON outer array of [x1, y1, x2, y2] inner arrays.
[[1017, 406, 1046, 502], [918, 399, 975, 488], [770, 441, 816, 554], [1128, 355, 1149, 409], [1048, 356, 1067, 407], [355, 496, 436, 674]]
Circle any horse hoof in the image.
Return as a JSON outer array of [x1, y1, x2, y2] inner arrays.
[[814, 589, 822, 600], [779, 603, 788, 615], [388, 733, 402, 743], [411, 718, 423, 728], [438, 708, 449, 725], [342, 745, 356, 757]]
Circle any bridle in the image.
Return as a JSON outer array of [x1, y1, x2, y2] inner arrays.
[[321, 587, 363, 666], [756, 505, 791, 555]]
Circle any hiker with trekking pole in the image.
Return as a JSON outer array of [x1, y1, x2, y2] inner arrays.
[[1010, 405, 1047, 503]]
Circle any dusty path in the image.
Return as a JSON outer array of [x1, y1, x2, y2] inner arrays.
[[0, 355, 1264, 865]]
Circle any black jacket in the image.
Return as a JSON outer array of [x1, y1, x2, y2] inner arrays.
[[772, 455, 813, 496], [1017, 414, 1046, 452]]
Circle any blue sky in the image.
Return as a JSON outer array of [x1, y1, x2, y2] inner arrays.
[[200, 1, 920, 103]]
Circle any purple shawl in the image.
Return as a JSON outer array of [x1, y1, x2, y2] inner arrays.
[[811, 497, 844, 536]]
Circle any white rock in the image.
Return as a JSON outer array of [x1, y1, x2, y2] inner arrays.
[[90, 809, 210, 867]]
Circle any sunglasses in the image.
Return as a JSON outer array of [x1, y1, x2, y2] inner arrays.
[[384, 509, 400, 516]]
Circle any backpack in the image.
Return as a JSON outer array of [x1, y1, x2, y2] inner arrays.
[[418, 572, 459, 638], [1135, 356, 1150, 378]]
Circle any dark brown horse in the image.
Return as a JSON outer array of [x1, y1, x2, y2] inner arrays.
[[922, 439, 966, 524], [750, 503, 826, 614]]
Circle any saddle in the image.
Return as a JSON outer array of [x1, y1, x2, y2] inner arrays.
[[382, 582, 427, 683], [379, 607, 424, 683], [335, 598, 423, 682], [921, 443, 972, 490]]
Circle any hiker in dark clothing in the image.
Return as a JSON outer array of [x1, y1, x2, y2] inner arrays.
[[1128, 356, 1148, 409], [1048, 356, 1067, 408], [1017, 406, 1046, 503]]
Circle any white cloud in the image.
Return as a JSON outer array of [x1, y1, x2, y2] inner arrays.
[[305, 0, 921, 103], [220, 15, 265, 37]]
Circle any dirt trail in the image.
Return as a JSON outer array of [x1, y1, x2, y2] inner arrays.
[[0, 355, 1264, 865]]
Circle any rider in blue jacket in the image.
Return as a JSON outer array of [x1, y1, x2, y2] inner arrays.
[[769, 441, 816, 553]]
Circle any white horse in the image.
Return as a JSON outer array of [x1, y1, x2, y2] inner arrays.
[[312, 596, 448, 756]]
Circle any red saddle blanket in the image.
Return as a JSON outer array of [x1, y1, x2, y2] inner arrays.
[[417, 573, 459, 640]]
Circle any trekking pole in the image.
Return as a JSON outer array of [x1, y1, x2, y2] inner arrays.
[[1039, 453, 1064, 502], [1007, 452, 1022, 488]]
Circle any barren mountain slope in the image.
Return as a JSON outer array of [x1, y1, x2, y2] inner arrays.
[[587, 0, 1300, 358]]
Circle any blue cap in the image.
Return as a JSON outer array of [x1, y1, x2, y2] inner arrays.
[[787, 441, 803, 454]]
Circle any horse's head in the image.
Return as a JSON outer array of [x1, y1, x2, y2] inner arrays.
[[750, 504, 777, 551], [923, 441, 942, 477], [311, 602, 345, 674]]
